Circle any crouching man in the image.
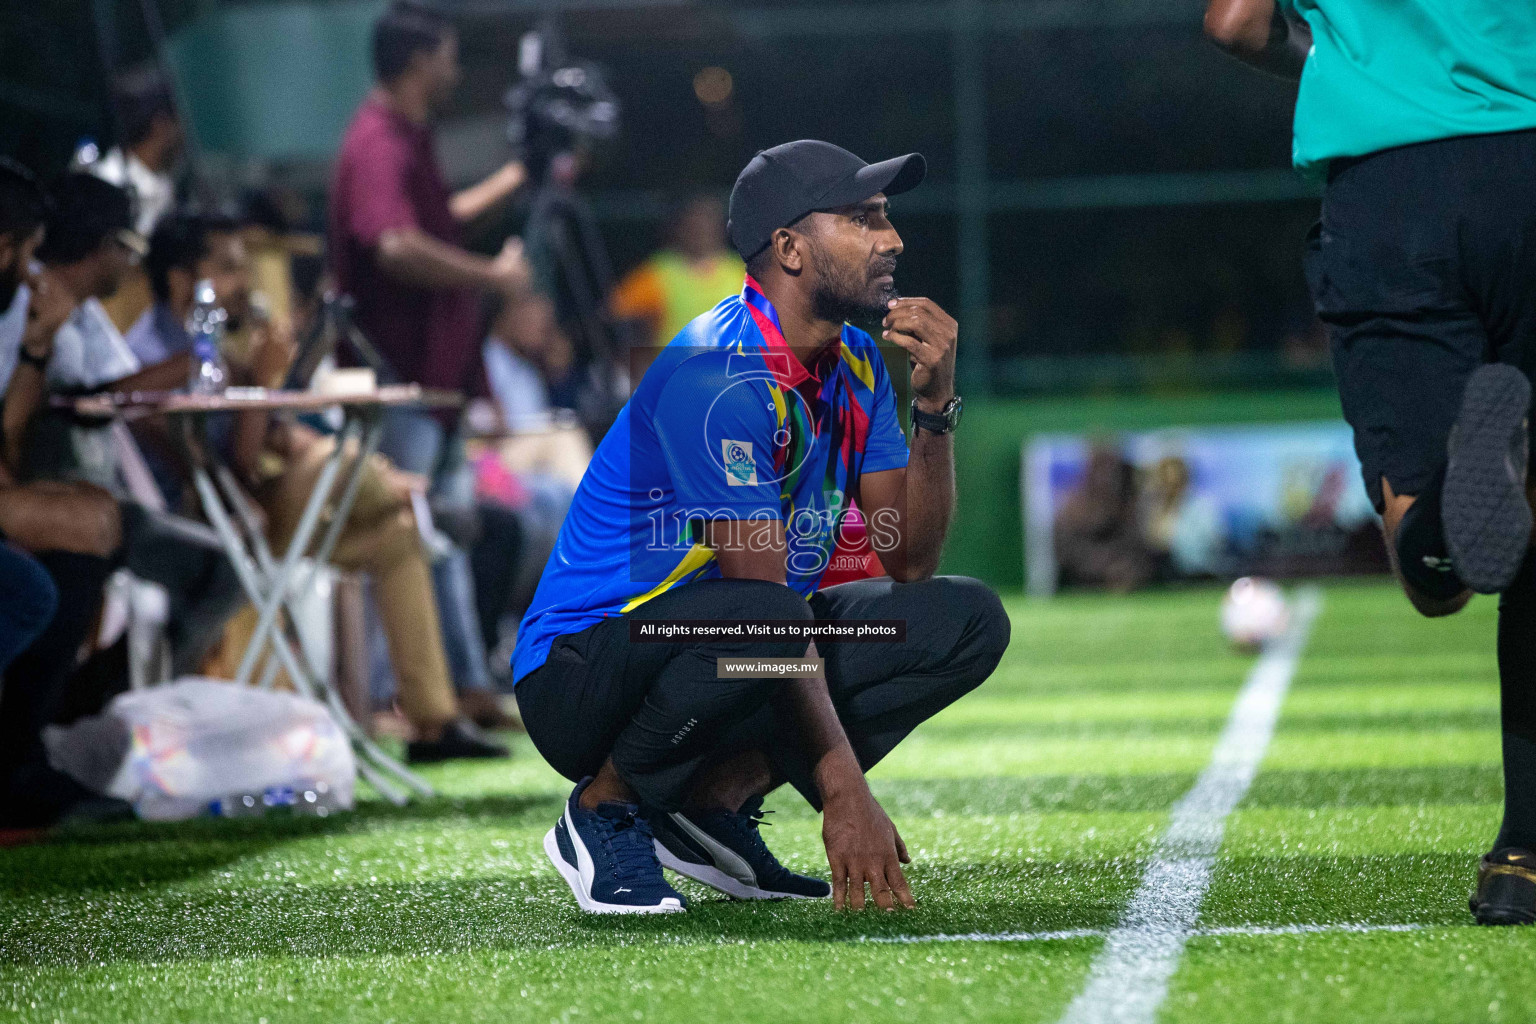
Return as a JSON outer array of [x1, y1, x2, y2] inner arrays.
[[512, 141, 1010, 914]]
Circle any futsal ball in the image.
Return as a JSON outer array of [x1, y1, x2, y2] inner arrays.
[[1220, 576, 1290, 650]]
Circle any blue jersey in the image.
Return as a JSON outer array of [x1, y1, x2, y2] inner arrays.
[[511, 277, 911, 683]]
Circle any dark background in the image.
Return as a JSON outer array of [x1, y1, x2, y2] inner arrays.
[[0, 0, 1324, 395]]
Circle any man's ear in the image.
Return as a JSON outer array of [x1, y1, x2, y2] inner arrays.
[[771, 228, 804, 275]]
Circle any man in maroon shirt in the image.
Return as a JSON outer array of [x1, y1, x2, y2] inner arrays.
[[330, 1, 530, 726], [330, 0, 527, 392]]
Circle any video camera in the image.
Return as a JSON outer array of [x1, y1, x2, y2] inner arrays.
[[503, 28, 621, 184], [501, 24, 631, 438]]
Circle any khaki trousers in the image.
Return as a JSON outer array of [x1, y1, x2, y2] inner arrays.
[[258, 437, 456, 730]]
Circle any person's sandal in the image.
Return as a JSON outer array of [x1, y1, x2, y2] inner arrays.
[[457, 689, 524, 732], [406, 719, 511, 764]]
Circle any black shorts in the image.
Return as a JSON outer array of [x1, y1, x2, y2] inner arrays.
[[513, 574, 1010, 811], [1306, 128, 1536, 513]]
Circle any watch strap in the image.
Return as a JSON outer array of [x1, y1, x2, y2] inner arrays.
[[911, 396, 960, 435]]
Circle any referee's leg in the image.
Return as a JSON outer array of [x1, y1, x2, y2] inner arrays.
[[1307, 146, 1489, 617], [1313, 130, 1536, 924]]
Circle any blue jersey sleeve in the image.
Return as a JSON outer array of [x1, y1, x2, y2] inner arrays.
[[653, 353, 784, 519], [860, 341, 911, 475]]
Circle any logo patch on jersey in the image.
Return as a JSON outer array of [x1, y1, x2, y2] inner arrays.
[[723, 440, 757, 486]]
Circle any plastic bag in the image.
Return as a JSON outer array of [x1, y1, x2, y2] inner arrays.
[[44, 678, 356, 821]]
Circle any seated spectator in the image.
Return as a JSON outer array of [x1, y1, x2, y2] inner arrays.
[[0, 161, 130, 827], [473, 293, 589, 668], [610, 192, 745, 349], [485, 288, 585, 416], [240, 184, 323, 331], [2, 173, 243, 679], [128, 212, 506, 762], [484, 293, 560, 430], [481, 293, 592, 489]]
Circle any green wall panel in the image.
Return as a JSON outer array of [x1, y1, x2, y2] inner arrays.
[[169, 0, 384, 160]]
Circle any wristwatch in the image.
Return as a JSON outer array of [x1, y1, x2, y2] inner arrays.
[[910, 395, 963, 436]]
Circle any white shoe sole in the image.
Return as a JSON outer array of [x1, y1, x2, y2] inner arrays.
[[543, 827, 685, 915], [655, 841, 828, 901]]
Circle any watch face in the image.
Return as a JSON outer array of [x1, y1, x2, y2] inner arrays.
[[948, 395, 963, 428]]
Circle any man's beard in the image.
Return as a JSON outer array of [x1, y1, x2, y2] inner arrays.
[[808, 243, 898, 325]]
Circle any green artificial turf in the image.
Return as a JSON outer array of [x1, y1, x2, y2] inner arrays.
[[3, 581, 1533, 1023]]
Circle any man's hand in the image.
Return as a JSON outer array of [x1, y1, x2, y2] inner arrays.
[[249, 317, 298, 390], [490, 237, 533, 298], [882, 297, 956, 408], [1204, 0, 1310, 78], [21, 267, 75, 362], [860, 298, 958, 583], [823, 787, 915, 911]]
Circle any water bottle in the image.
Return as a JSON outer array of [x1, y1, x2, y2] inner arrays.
[[186, 279, 229, 395], [209, 780, 344, 819], [68, 138, 101, 171]]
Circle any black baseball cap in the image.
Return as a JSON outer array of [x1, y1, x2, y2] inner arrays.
[[727, 140, 926, 262]]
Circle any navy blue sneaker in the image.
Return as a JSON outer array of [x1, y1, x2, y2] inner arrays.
[[544, 778, 687, 914], [650, 796, 831, 900]]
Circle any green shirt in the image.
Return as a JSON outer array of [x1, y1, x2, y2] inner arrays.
[[1279, 0, 1536, 178], [611, 250, 746, 345]]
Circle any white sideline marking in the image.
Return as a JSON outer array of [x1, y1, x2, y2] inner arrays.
[[861, 920, 1425, 946], [1051, 587, 1323, 1024]]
